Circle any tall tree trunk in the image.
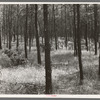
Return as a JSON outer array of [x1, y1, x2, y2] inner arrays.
[[2, 5, 5, 45], [94, 4, 98, 55], [29, 24, 32, 52], [35, 4, 41, 64], [76, 4, 83, 84], [16, 4, 19, 51], [99, 42, 100, 76], [53, 5, 57, 50], [85, 5, 88, 51], [8, 5, 12, 49], [73, 4, 77, 56], [0, 28, 2, 49], [65, 5, 68, 48], [85, 23, 88, 51], [5, 5, 8, 48], [43, 4, 52, 94], [29, 5, 33, 52], [24, 4, 28, 58]]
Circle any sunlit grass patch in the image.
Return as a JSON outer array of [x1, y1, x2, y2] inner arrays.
[[0, 48, 100, 94]]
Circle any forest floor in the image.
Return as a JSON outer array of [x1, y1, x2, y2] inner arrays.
[[0, 46, 100, 94]]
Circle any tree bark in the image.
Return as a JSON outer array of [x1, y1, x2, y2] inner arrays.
[[43, 4, 52, 94], [73, 5, 77, 56], [94, 4, 98, 55], [53, 5, 57, 50], [85, 5, 88, 51], [35, 4, 41, 64], [16, 4, 19, 51], [0, 28, 2, 49], [65, 5, 68, 48], [8, 5, 12, 49], [24, 4, 28, 58], [99, 42, 100, 76], [76, 4, 83, 84]]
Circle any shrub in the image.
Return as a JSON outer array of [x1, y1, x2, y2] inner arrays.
[[2, 48, 13, 57], [10, 52, 27, 66], [2, 48, 27, 67], [0, 53, 12, 68]]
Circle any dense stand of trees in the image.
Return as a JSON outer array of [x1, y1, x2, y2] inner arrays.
[[1, 4, 100, 94]]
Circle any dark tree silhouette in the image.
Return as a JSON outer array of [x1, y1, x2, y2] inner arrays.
[[65, 5, 68, 48], [43, 4, 52, 94], [99, 41, 100, 76], [85, 5, 88, 51], [24, 4, 28, 58], [76, 4, 83, 84], [8, 5, 12, 49], [53, 5, 57, 50], [73, 4, 77, 56], [29, 5, 33, 52], [0, 29, 2, 49], [35, 4, 41, 64], [94, 4, 98, 55], [16, 4, 19, 51]]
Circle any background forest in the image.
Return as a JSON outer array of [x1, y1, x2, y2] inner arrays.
[[0, 4, 99, 94]]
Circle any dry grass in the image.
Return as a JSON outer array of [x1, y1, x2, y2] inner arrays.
[[0, 48, 100, 94]]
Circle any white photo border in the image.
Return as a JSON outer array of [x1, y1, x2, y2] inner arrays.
[[0, 1, 99, 98]]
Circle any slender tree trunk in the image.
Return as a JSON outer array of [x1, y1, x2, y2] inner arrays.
[[65, 5, 68, 48], [99, 42, 100, 76], [85, 5, 88, 51], [53, 5, 57, 50], [29, 24, 32, 52], [73, 5, 77, 56], [35, 4, 41, 64], [24, 4, 28, 58], [13, 33, 16, 42], [94, 4, 98, 55], [5, 5, 8, 48], [29, 5, 33, 52], [85, 23, 88, 51], [0, 29, 2, 49], [16, 4, 19, 51], [61, 5, 63, 35], [21, 25, 23, 43], [42, 36, 44, 44], [76, 4, 83, 84], [8, 5, 12, 49], [2, 5, 5, 45], [43, 4, 52, 94]]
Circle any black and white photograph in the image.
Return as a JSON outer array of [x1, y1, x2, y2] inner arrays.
[[0, 2, 99, 96]]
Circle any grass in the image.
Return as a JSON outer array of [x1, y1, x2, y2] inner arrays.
[[0, 39, 100, 94], [52, 50, 100, 94]]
